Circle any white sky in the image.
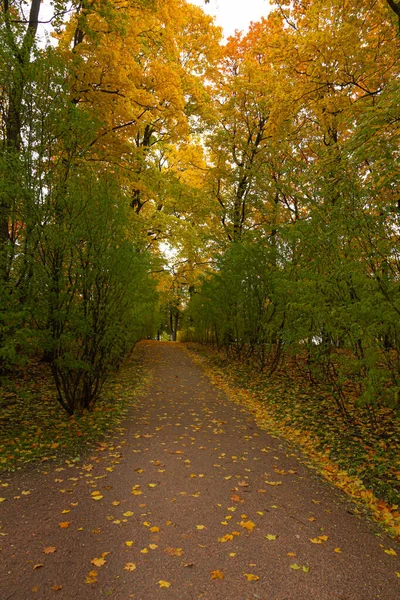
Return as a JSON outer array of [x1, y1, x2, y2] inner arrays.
[[190, 0, 273, 39]]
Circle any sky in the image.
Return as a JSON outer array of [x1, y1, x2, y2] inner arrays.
[[190, 0, 273, 38]]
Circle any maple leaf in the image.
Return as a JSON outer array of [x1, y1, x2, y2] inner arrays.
[[43, 547, 56, 554], [218, 534, 233, 542], [210, 570, 224, 580], [124, 563, 136, 571], [244, 573, 259, 581], [85, 570, 97, 584], [125, 541, 134, 547], [59, 522, 70, 528], [196, 525, 205, 530], [239, 520, 256, 532], [158, 580, 171, 588], [265, 534, 278, 541], [91, 557, 106, 567], [149, 544, 158, 550]]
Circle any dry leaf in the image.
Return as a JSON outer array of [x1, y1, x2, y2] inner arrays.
[[43, 547, 56, 554], [210, 570, 224, 580], [91, 557, 106, 567], [59, 522, 70, 529], [158, 580, 171, 588], [124, 563, 136, 571], [244, 573, 259, 581]]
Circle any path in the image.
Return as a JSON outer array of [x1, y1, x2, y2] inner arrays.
[[1, 342, 400, 600]]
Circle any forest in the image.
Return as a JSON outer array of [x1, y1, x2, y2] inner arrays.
[[1, 0, 400, 500]]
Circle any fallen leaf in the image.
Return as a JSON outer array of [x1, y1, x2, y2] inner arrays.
[[210, 570, 224, 580], [290, 564, 301, 570], [91, 557, 106, 567], [196, 525, 205, 530], [158, 580, 171, 588], [33, 564, 44, 570], [125, 541, 134, 547], [124, 563, 136, 571], [59, 522, 70, 529], [150, 526, 160, 532], [43, 547, 56, 554], [244, 573, 259, 581], [149, 544, 158, 550], [239, 520, 256, 532], [112, 501, 120, 506], [85, 570, 97, 584], [218, 534, 233, 542], [51, 585, 62, 591], [124, 511, 134, 517], [334, 547, 341, 553], [265, 534, 278, 541], [265, 481, 282, 486], [385, 548, 397, 556]]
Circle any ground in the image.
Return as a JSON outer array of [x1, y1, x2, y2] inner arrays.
[[1, 341, 400, 599]]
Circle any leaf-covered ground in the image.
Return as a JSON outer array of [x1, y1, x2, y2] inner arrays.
[[1, 341, 400, 599], [0, 347, 149, 472], [185, 343, 400, 540]]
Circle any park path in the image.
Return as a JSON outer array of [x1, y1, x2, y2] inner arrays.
[[1, 341, 400, 600]]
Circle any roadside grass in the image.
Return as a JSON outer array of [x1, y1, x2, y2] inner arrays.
[[0, 344, 149, 472], [185, 343, 400, 540]]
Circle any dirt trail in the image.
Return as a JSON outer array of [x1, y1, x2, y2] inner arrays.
[[1, 341, 400, 600]]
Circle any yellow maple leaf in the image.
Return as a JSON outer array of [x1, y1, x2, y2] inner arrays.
[[91, 557, 106, 567], [218, 534, 233, 542], [210, 570, 224, 580], [239, 520, 256, 532], [125, 541, 134, 547], [124, 563, 136, 571], [244, 573, 259, 581], [158, 580, 171, 588]]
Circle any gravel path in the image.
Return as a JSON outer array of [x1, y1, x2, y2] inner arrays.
[[1, 341, 400, 600]]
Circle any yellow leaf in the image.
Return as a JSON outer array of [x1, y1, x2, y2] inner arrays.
[[125, 541, 134, 547], [148, 483, 157, 488], [244, 573, 259, 581], [218, 534, 233, 542], [85, 570, 97, 584], [265, 534, 278, 541], [210, 570, 224, 580], [124, 511, 134, 517], [150, 526, 160, 532], [158, 580, 171, 588], [196, 525, 205, 530], [334, 547, 341, 553], [265, 481, 282, 486], [290, 564, 301, 570], [143, 522, 151, 527], [91, 557, 106, 567], [385, 548, 397, 556], [149, 544, 158, 550], [124, 563, 136, 571], [239, 520, 256, 532], [112, 501, 120, 506], [140, 548, 148, 554]]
